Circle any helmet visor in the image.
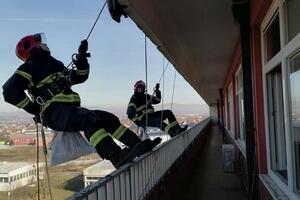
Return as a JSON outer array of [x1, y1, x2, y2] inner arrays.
[[33, 33, 47, 45]]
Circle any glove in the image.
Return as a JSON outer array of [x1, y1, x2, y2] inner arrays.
[[155, 83, 160, 91], [78, 40, 88, 55], [75, 40, 90, 65], [154, 83, 161, 99], [155, 89, 161, 99]]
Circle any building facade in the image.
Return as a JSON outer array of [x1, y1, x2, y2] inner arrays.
[[0, 162, 44, 192], [83, 160, 115, 188], [220, 0, 300, 199]]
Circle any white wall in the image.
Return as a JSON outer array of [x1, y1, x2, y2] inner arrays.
[[0, 163, 44, 192], [209, 104, 218, 125]]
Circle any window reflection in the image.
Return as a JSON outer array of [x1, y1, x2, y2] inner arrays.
[[289, 51, 300, 191]]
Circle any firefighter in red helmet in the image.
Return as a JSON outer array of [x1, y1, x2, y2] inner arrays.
[[2, 33, 160, 168], [127, 80, 188, 137]]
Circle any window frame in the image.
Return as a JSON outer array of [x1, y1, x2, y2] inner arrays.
[[265, 64, 288, 181], [227, 82, 235, 138], [261, 0, 300, 198], [235, 67, 246, 147]]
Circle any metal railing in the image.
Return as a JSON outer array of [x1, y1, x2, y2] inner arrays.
[[69, 118, 210, 200]]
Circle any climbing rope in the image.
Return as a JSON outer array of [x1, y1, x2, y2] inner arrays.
[[171, 70, 177, 111], [35, 97, 53, 200], [40, 111, 53, 200], [139, 37, 178, 199], [158, 61, 170, 84], [144, 35, 149, 132], [35, 122, 40, 200], [138, 37, 182, 198], [159, 57, 166, 131], [138, 35, 157, 200], [86, 0, 107, 40], [64, 0, 108, 71]]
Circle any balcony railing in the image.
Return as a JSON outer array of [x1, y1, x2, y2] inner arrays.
[[69, 118, 210, 200]]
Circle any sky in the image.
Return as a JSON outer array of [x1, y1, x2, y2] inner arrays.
[[0, 0, 206, 113]]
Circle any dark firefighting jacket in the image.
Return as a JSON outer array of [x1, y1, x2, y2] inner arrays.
[[127, 90, 161, 125], [2, 50, 89, 115]]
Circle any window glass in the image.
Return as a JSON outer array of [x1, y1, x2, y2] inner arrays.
[[286, 0, 300, 42], [264, 13, 281, 62], [289, 51, 300, 191], [236, 69, 245, 141], [226, 90, 231, 130], [228, 84, 235, 135], [267, 65, 287, 181]]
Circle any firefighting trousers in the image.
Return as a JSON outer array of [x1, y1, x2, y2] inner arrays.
[[44, 104, 140, 159], [140, 110, 180, 136]]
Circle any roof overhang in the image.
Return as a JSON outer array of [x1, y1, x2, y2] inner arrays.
[[118, 0, 239, 105]]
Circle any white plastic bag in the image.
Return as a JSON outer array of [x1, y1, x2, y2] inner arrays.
[[50, 131, 96, 166]]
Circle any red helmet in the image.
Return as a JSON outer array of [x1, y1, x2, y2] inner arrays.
[[134, 80, 146, 91], [15, 33, 46, 61]]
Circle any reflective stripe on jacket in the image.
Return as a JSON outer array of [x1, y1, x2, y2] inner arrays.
[[2, 50, 89, 115], [127, 92, 160, 124]]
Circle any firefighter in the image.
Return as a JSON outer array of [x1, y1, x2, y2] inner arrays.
[[127, 80, 188, 137], [2, 33, 161, 168]]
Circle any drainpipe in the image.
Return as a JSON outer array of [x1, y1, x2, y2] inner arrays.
[[232, 1, 257, 199]]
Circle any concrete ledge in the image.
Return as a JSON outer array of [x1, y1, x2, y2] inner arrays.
[[259, 174, 289, 200]]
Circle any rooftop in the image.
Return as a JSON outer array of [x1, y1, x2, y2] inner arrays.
[[0, 162, 32, 174], [83, 160, 115, 177]]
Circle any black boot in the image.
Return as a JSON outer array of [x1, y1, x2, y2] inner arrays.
[[169, 125, 188, 137], [117, 128, 141, 148], [108, 143, 146, 168], [118, 128, 161, 152], [139, 137, 162, 152], [175, 125, 188, 135], [180, 125, 188, 132]]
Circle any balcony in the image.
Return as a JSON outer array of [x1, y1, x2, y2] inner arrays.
[[68, 118, 246, 200]]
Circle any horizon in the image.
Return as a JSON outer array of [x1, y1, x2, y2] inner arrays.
[[0, 103, 209, 119]]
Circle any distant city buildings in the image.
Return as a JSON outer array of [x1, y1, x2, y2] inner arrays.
[[0, 114, 205, 147], [0, 162, 45, 192], [0, 119, 53, 146], [83, 160, 115, 187], [9, 133, 52, 146]]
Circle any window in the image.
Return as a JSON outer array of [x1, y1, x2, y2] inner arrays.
[[227, 83, 235, 137], [226, 91, 230, 130], [236, 68, 245, 143], [3, 178, 8, 183], [289, 51, 300, 191], [87, 177, 100, 180], [264, 12, 281, 62], [285, 0, 300, 42], [266, 65, 287, 181], [261, 0, 300, 197]]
